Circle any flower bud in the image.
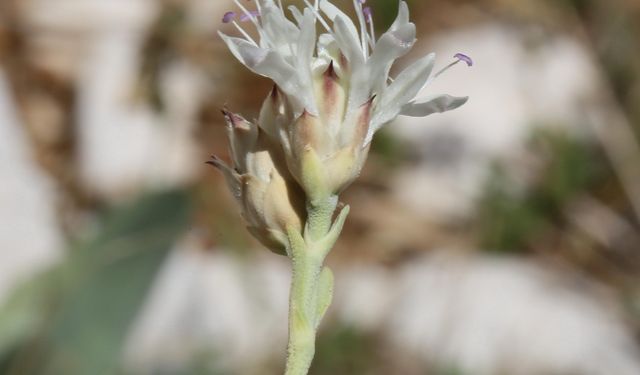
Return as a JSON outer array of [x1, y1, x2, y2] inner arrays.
[[210, 110, 305, 255]]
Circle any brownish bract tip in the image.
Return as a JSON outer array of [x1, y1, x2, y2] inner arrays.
[[270, 84, 280, 100], [222, 108, 251, 130], [364, 95, 376, 107], [206, 155, 223, 168], [353, 95, 376, 144], [324, 60, 338, 81]]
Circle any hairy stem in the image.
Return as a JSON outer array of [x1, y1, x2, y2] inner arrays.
[[284, 196, 345, 375], [285, 251, 323, 375]]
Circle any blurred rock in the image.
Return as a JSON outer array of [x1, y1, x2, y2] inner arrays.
[[21, 0, 211, 201], [77, 43, 203, 199], [391, 24, 604, 222], [22, 0, 158, 80], [385, 253, 640, 375], [125, 244, 640, 375], [125, 243, 290, 373]]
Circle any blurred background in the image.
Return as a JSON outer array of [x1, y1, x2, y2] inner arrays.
[[1, 0, 640, 374]]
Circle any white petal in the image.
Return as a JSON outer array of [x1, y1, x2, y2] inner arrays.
[[346, 68, 372, 117], [315, 33, 338, 66], [390, 1, 410, 31], [219, 32, 303, 108], [367, 0, 416, 93], [331, 15, 364, 67], [367, 23, 416, 94], [331, 14, 371, 114], [297, 10, 316, 76], [288, 5, 304, 25], [296, 9, 319, 114], [320, 0, 359, 43], [369, 52, 435, 138], [400, 94, 468, 117], [261, 4, 300, 58]]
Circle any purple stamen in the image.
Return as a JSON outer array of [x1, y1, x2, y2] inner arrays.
[[240, 10, 260, 22], [454, 53, 473, 67], [222, 11, 236, 23], [358, 0, 367, 4], [363, 7, 372, 22]]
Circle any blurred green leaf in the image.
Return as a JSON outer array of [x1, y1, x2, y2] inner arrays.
[[0, 190, 190, 375], [476, 129, 608, 253], [370, 127, 409, 168], [310, 326, 377, 375]]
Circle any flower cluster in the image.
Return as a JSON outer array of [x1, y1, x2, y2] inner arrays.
[[212, 0, 470, 253]]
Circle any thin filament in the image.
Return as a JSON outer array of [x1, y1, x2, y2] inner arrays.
[[302, 0, 331, 32], [353, 0, 368, 57], [232, 0, 261, 30], [434, 60, 460, 79], [367, 14, 376, 48], [233, 21, 258, 46], [420, 59, 461, 91]]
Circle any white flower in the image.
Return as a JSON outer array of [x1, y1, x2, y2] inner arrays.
[[217, 0, 470, 198]]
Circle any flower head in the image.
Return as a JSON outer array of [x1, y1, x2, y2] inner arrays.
[[217, 0, 470, 199]]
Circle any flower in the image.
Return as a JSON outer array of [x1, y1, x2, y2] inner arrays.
[[208, 110, 305, 255], [217, 0, 470, 199]]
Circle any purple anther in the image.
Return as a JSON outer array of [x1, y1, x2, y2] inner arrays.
[[363, 7, 372, 22], [240, 10, 260, 22], [222, 11, 236, 23], [454, 53, 473, 67], [358, 0, 367, 4]]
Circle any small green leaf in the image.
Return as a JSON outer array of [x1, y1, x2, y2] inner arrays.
[[317, 205, 350, 256], [314, 267, 334, 329]]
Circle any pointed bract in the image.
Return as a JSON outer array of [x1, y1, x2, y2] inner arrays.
[[211, 110, 305, 255]]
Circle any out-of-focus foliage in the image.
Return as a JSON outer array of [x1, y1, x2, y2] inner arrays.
[[563, 0, 640, 124], [370, 128, 410, 168], [477, 129, 610, 253], [311, 326, 377, 375], [0, 191, 190, 375]]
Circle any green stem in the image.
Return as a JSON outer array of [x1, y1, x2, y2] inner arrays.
[[305, 196, 338, 242], [285, 252, 323, 375], [284, 196, 346, 375]]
